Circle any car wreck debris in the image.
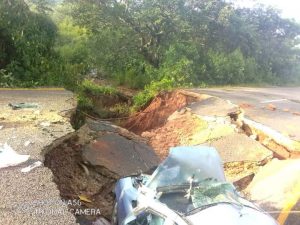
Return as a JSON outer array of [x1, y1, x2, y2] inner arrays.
[[8, 102, 39, 110]]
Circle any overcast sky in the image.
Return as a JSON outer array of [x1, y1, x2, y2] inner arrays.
[[232, 0, 300, 21]]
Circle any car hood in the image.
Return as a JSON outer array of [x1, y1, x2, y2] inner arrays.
[[186, 204, 278, 225]]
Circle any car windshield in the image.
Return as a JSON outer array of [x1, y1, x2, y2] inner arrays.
[[145, 147, 254, 214], [146, 146, 226, 190]]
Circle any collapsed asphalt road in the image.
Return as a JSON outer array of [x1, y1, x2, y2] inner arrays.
[[1, 87, 300, 225], [190, 87, 300, 143]]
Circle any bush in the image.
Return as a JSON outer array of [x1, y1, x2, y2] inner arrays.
[[77, 93, 93, 110], [80, 79, 118, 96], [133, 78, 175, 110]]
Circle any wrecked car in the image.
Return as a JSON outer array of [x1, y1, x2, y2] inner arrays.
[[112, 146, 278, 225]]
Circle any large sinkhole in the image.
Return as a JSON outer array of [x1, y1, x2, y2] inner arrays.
[[43, 120, 159, 224]]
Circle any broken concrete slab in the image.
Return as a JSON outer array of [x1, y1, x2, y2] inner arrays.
[[83, 133, 159, 176], [189, 97, 240, 117], [210, 133, 273, 163], [243, 118, 300, 159], [188, 123, 235, 145], [205, 132, 273, 189]]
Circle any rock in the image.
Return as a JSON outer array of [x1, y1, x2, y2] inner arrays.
[[266, 104, 277, 111]]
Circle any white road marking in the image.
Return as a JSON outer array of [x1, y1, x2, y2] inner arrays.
[[261, 99, 288, 103]]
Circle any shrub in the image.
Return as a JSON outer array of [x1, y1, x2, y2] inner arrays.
[[77, 93, 93, 110], [133, 78, 175, 110], [80, 79, 118, 96]]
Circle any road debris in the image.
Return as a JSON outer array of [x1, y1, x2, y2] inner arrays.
[[0, 143, 30, 169], [24, 140, 33, 147], [239, 103, 253, 109], [33, 110, 40, 115], [40, 121, 51, 127], [8, 102, 38, 110], [292, 112, 300, 116], [21, 161, 42, 173], [79, 195, 93, 203], [0, 125, 3, 130], [266, 103, 277, 111]]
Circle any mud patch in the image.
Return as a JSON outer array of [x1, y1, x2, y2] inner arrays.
[[44, 133, 117, 223]]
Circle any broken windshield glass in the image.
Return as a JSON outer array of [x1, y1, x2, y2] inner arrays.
[[146, 146, 226, 190], [145, 146, 256, 215]]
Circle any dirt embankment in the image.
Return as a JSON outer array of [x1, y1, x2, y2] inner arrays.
[[124, 90, 199, 134]]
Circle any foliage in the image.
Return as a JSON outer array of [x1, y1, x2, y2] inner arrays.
[[1, 0, 300, 91], [0, 0, 58, 84], [0, 0, 87, 88], [65, 0, 300, 88], [80, 79, 118, 96], [133, 78, 175, 110], [77, 93, 93, 110]]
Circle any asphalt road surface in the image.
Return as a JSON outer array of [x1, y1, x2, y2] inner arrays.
[[0, 89, 77, 225], [191, 87, 300, 142]]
